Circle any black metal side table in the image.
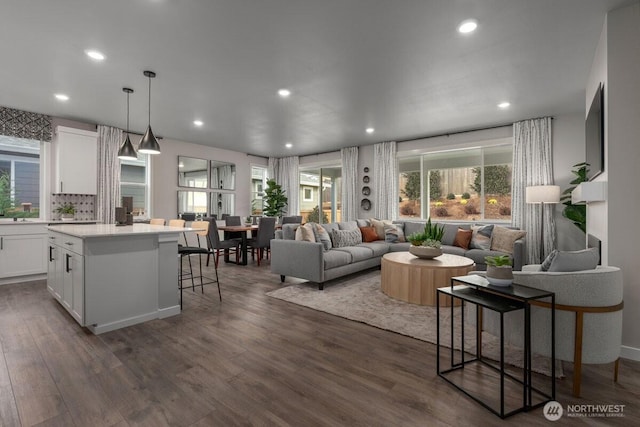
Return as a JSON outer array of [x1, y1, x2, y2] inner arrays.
[[436, 275, 555, 419]]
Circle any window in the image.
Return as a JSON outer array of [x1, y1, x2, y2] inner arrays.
[[250, 166, 267, 215], [302, 187, 313, 202], [0, 135, 40, 218], [398, 144, 512, 221], [120, 153, 149, 218], [299, 166, 342, 223]]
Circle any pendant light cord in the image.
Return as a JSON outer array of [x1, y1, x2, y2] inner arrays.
[[126, 91, 130, 133], [148, 75, 151, 126]]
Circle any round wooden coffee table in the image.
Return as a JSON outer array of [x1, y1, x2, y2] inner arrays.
[[380, 252, 475, 306]]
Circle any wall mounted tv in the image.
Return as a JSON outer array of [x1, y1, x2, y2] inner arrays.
[[585, 83, 604, 181]]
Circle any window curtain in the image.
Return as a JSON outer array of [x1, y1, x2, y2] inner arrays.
[[96, 126, 122, 224], [512, 117, 555, 264], [341, 146, 359, 221], [268, 156, 299, 215], [373, 141, 398, 220], [0, 106, 52, 141]]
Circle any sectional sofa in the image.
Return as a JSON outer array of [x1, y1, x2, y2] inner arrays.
[[270, 220, 525, 290]]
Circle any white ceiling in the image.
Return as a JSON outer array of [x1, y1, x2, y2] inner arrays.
[[0, 0, 627, 157]]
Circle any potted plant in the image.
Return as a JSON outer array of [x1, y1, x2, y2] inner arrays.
[[245, 215, 253, 225], [263, 179, 288, 219], [407, 218, 445, 259], [485, 255, 513, 286], [56, 203, 76, 221]]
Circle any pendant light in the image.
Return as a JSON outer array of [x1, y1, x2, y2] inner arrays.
[[117, 87, 138, 160], [138, 70, 161, 154]]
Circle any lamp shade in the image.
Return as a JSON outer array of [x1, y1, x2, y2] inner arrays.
[[117, 134, 138, 160], [525, 185, 561, 204], [138, 126, 161, 154]]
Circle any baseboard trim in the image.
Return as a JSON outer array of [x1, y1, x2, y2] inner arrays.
[[0, 274, 46, 286], [621, 345, 640, 361], [158, 305, 181, 319]]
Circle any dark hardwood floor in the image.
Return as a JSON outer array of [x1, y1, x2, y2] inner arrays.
[[0, 258, 638, 426]]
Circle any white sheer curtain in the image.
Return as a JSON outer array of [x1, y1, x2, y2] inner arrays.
[[512, 117, 556, 264], [96, 125, 122, 224], [341, 146, 359, 221], [268, 156, 299, 215], [373, 141, 398, 220]]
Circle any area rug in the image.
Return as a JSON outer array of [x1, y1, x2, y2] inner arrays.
[[267, 271, 562, 378]]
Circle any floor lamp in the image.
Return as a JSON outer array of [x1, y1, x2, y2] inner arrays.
[[526, 185, 561, 262]]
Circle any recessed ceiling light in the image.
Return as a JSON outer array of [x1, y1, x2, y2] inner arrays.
[[85, 49, 105, 61], [498, 102, 511, 109], [285, 143, 293, 148], [278, 89, 291, 98], [193, 120, 203, 127], [458, 19, 478, 34], [366, 127, 375, 134], [54, 93, 69, 101]]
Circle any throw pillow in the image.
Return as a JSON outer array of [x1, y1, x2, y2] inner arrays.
[[332, 229, 363, 248], [547, 248, 599, 272], [359, 226, 379, 243], [453, 228, 473, 249], [470, 224, 494, 250], [384, 223, 406, 243], [540, 249, 558, 271], [313, 223, 332, 251], [294, 223, 316, 242], [490, 226, 526, 254], [370, 218, 392, 240]]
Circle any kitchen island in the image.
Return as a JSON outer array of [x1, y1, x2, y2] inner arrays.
[[47, 224, 188, 334]]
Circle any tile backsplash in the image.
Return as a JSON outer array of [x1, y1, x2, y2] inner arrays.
[[51, 194, 95, 220]]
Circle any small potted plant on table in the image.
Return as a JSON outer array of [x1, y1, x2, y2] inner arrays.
[[485, 255, 513, 286], [56, 203, 76, 221], [407, 218, 445, 259]]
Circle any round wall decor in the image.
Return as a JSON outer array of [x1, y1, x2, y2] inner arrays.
[[362, 186, 371, 196], [361, 198, 371, 211], [363, 175, 370, 183]]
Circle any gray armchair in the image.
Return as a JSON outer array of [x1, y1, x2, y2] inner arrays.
[[480, 265, 623, 396]]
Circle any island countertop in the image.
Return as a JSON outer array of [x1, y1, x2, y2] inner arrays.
[[46, 223, 190, 238]]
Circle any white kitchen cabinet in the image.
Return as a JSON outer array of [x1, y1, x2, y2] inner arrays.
[[61, 247, 84, 324], [0, 224, 48, 281], [54, 126, 98, 194], [46, 239, 63, 301], [47, 231, 84, 325]]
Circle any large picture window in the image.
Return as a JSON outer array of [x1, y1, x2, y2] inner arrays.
[[398, 144, 512, 222]]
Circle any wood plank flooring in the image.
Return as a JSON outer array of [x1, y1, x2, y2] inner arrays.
[[0, 259, 638, 426]]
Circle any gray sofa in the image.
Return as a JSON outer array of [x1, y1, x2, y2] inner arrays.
[[270, 220, 525, 290]]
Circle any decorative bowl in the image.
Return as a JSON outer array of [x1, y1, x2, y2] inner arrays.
[[409, 245, 443, 259]]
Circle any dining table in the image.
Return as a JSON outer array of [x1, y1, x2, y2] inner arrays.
[[217, 224, 258, 265]]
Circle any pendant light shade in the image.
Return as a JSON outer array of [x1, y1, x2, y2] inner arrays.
[[118, 87, 138, 161], [138, 70, 161, 154]]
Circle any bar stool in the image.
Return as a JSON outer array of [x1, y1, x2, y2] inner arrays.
[[178, 220, 221, 309], [150, 218, 166, 225]]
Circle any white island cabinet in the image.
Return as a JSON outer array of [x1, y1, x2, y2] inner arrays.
[[47, 224, 187, 334]]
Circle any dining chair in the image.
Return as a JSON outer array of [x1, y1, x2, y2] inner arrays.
[[177, 220, 221, 309], [205, 218, 241, 267], [149, 218, 166, 225], [246, 216, 276, 266], [281, 216, 303, 224], [223, 215, 244, 262]]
